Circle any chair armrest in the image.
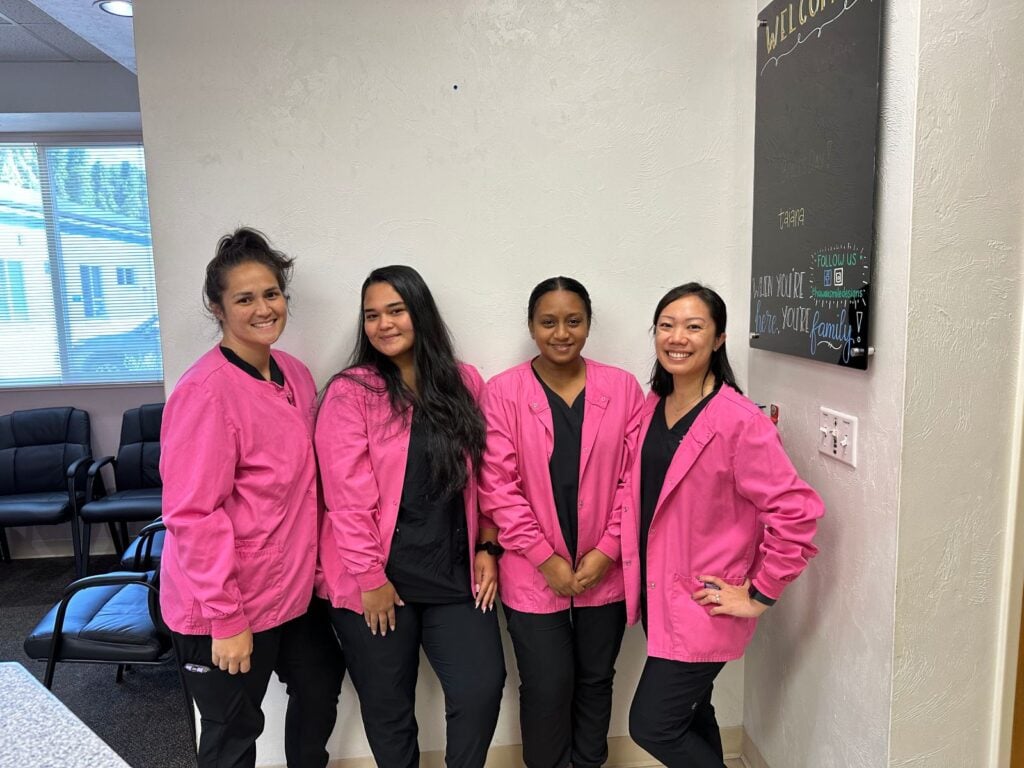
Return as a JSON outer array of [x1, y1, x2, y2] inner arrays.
[[66, 455, 93, 480], [132, 520, 166, 570], [137, 519, 165, 538], [85, 456, 115, 502], [87, 456, 116, 476], [66, 456, 93, 513], [61, 570, 149, 598]]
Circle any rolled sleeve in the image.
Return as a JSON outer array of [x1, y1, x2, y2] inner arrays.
[[733, 413, 823, 600]]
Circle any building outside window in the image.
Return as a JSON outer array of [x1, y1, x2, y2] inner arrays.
[[0, 142, 163, 386]]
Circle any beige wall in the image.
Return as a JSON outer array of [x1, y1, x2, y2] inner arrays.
[[891, 0, 1024, 764], [133, 0, 756, 763], [743, 0, 916, 764]]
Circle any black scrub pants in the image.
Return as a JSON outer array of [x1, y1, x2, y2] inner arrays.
[[173, 597, 345, 768], [329, 599, 505, 768], [628, 656, 726, 768], [504, 600, 627, 768]]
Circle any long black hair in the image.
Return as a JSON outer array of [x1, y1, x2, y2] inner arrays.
[[330, 265, 485, 497], [649, 282, 743, 396]]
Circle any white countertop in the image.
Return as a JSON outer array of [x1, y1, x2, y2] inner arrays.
[[0, 662, 130, 768]]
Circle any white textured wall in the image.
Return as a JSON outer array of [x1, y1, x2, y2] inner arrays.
[[890, 0, 1024, 765], [132, 1, 755, 762], [742, 1, 918, 767]]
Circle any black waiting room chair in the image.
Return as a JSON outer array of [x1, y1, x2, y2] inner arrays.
[[24, 519, 196, 743], [77, 403, 164, 576], [0, 407, 94, 572]]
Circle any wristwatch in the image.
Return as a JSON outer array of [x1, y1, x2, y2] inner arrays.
[[749, 583, 776, 607], [475, 541, 505, 558]]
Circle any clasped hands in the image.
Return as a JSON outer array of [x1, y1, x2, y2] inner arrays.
[[539, 549, 613, 597]]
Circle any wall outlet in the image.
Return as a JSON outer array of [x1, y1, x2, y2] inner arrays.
[[818, 407, 858, 467]]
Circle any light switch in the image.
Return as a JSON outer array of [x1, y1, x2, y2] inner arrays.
[[818, 407, 857, 467]]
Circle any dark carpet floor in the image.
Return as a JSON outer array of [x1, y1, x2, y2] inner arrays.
[[0, 555, 197, 768]]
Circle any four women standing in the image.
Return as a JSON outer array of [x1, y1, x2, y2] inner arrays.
[[162, 234, 822, 767]]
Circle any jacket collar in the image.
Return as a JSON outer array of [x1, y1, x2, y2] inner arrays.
[[641, 385, 732, 517]]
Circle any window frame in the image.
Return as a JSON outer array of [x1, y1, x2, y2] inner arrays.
[[0, 133, 163, 391]]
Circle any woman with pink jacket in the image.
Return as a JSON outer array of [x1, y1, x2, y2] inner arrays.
[[315, 265, 505, 768], [479, 277, 643, 768], [160, 228, 343, 768], [624, 283, 823, 767]]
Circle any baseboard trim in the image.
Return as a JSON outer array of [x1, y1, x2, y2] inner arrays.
[[742, 730, 772, 768], [314, 729, 746, 768]]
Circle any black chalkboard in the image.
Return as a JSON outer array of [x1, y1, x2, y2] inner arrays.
[[749, 0, 883, 370]]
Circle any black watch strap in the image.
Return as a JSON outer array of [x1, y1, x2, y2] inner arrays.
[[475, 541, 504, 557], [749, 584, 776, 607]]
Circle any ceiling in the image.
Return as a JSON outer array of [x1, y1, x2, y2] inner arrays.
[[0, 0, 135, 72]]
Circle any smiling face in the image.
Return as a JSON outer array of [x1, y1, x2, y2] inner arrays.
[[529, 289, 590, 369], [654, 294, 725, 382], [363, 281, 415, 368], [213, 261, 287, 356]]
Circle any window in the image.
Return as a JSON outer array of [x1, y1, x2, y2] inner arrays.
[[116, 266, 137, 286], [0, 142, 163, 386], [0, 259, 29, 321]]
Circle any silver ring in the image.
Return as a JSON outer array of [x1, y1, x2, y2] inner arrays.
[[713, 593, 720, 603]]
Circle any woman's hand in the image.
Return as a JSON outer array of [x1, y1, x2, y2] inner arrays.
[[474, 551, 499, 612], [362, 581, 404, 636], [539, 554, 584, 597], [693, 576, 768, 618], [574, 549, 613, 591], [211, 629, 253, 674]]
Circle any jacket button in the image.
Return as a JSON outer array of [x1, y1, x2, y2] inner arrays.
[[624, 560, 632, 566], [648, 581, 656, 589]]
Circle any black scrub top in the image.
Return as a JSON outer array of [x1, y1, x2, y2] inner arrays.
[[639, 389, 716, 620], [385, 413, 471, 604], [534, 367, 585, 562]]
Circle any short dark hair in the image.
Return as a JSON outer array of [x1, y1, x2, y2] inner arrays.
[[527, 276, 593, 324], [204, 227, 293, 315], [649, 282, 742, 396]]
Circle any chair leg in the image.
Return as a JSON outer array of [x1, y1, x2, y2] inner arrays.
[[107, 522, 122, 555], [115, 664, 125, 684], [118, 522, 130, 555], [43, 655, 58, 689], [70, 518, 85, 578], [79, 522, 91, 577], [0, 528, 10, 562]]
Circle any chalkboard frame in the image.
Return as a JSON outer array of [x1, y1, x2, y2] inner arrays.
[[749, 0, 884, 370]]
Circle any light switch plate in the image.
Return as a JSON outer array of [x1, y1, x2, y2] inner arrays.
[[818, 407, 857, 467]]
